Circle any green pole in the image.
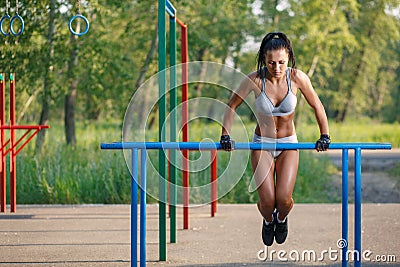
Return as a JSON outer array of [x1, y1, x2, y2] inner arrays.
[[169, 15, 177, 244], [158, 0, 167, 261]]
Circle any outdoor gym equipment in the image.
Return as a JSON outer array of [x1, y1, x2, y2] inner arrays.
[[0, 73, 49, 213], [0, 0, 24, 37], [157, 0, 198, 261], [68, 0, 89, 36], [158, 0, 219, 253], [100, 141, 392, 267]]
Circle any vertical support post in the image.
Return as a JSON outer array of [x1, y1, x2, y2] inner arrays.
[[341, 149, 348, 267], [131, 149, 139, 267], [211, 150, 217, 217], [169, 15, 177, 244], [10, 73, 16, 213], [140, 149, 147, 267], [354, 148, 362, 267], [181, 23, 190, 230], [0, 73, 5, 213], [158, 0, 167, 261]]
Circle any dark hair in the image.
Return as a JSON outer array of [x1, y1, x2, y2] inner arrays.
[[256, 32, 296, 76]]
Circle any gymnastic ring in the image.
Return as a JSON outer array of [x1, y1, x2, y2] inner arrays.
[[68, 14, 89, 36], [0, 14, 11, 36], [10, 13, 24, 36]]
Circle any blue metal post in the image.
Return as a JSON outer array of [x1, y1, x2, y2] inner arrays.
[[342, 149, 348, 267], [354, 148, 362, 267], [140, 149, 147, 267], [131, 149, 139, 267]]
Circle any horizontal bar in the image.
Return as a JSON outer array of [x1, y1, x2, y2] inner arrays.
[[0, 125, 50, 129], [176, 17, 186, 27], [101, 142, 392, 151], [166, 0, 176, 17]]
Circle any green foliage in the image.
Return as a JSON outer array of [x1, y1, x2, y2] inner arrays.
[[0, 0, 397, 131], [17, 146, 131, 204], [15, 121, 131, 204], [294, 151, 339, 203]]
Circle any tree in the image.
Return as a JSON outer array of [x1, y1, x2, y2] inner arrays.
[[36, 0, 57, 152], [333, 0, 399, 122]]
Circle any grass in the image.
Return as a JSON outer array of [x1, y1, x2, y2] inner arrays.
[[297, 119, 400, 147], [7, 119, 398, 205], [13, 121, 131, 204]]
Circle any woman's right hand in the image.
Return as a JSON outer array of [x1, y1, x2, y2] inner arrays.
[[220, 135, 235, 151]]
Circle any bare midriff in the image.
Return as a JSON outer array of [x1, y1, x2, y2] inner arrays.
[[254, 112, 296, 138]]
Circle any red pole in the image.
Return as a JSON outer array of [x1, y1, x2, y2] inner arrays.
[[181, 24, 189, 229], [211, 150, 217, 217], [0, 74, 5, 212], [10, 73, 16, 213]]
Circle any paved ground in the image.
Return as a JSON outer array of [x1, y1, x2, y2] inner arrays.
[[319, 148, 400, 171], [1, 204, 399, 266]]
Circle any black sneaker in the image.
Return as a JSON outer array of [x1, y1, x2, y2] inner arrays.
[[261, 219, 275, 246], [274, 213, 288, 244]]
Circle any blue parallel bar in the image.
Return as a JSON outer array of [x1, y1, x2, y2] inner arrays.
[[166, 0, 176, 17], [140, 150, 147, 267], [342, 149, 348, 267], [100, 142, 392, 151], [100, 142, 392, 267], [354, 148, 362, 267], [131, 149, 138, 267]]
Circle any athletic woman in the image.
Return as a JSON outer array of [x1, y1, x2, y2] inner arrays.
[[220, 32, 330, 246]]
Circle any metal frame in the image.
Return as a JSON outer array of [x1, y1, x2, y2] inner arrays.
[[0, 73, 49, 213], [100, 141, 392, 267], [158, 0, 190, 260]]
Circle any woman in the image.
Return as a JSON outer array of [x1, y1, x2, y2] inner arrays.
[[220, 32, 330, 246]]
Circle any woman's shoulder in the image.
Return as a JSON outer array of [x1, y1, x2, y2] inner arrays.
[[236, 70, 261, 92], [247, 70, 262, 87], [289, 68, 310, 83], [289, 68, 314, 91], [247, 70, 259, 79]]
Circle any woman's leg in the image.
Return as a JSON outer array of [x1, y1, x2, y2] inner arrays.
[[251, 150, 275, 222], [275, 150, 299, 220]]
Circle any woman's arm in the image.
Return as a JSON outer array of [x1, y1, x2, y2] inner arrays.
[[296, 70, 329, 136], [221, 74, 257, 135]]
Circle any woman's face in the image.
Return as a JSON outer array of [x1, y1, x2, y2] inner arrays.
[[264, 48, 289, 78]]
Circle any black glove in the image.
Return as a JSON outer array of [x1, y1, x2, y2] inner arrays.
[[315, 134, 331, 152], [220, 135, 235, 151]]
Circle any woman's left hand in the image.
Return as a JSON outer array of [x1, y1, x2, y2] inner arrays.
[[315, 134, 330, 152]]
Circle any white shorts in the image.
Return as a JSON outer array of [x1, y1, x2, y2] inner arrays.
[[252, 133, 298, 159]]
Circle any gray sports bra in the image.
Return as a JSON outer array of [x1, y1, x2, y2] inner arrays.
[[255, 68, 297, 116]]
